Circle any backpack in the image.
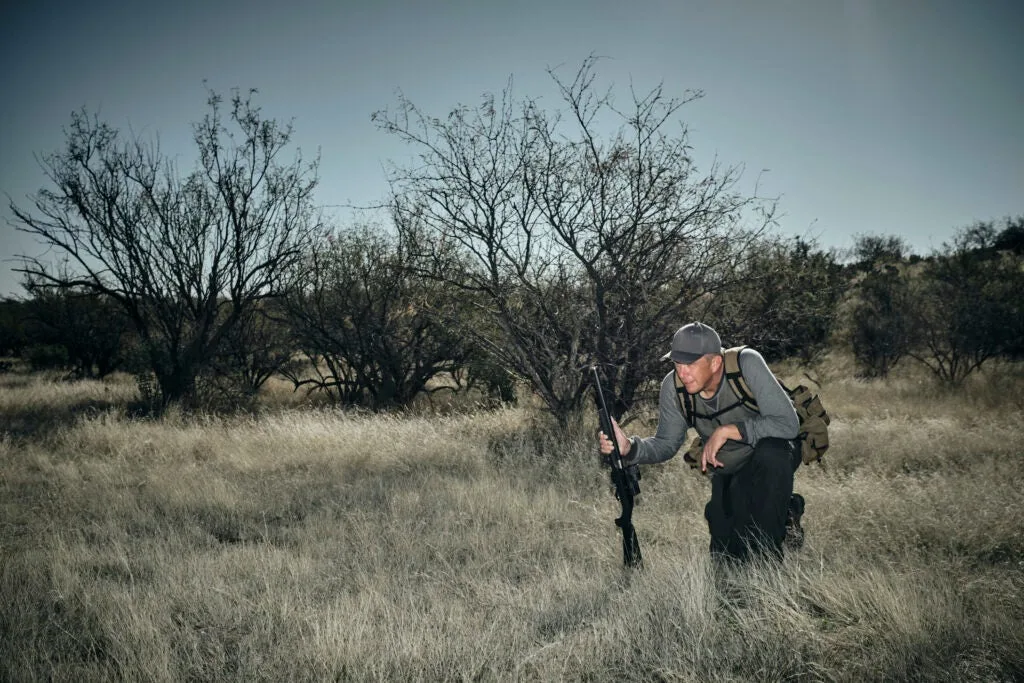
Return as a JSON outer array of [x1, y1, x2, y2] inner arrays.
[[680, 346, 830, 467]]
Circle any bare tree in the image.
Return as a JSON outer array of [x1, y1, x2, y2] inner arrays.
[[377, 57, 774, 424], [207, 299, 295, 403], [10, 89, 320, 408], [282, 225, 472, 409]]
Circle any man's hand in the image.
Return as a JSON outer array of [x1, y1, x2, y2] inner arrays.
[[701, 424, 741, 473], [598, 417, 631, 459]]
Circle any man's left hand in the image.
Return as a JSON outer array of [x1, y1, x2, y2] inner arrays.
[[701, 424, 742, 473]]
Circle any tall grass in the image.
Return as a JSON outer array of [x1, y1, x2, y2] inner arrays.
[[1, 361, 1022, 681]]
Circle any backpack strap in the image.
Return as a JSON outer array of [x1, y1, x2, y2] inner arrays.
[[675, 345, 753, 422], [722, 346, 759, 412], [676, 380, 696, 424], [724, 345, 797, 403]]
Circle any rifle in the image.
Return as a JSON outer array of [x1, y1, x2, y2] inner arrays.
[[590, 366, 643, 568]]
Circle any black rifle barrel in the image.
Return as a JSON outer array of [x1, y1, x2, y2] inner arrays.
[[591, 366, 643, 568]]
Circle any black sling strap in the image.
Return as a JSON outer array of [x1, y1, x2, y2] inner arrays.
[[676, 384, 747, 423]]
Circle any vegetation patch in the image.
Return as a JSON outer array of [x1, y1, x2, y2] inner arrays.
[[2, 363, 1023, 681]]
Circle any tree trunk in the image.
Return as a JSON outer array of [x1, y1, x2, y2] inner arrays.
[[156, 366, 197, 409]]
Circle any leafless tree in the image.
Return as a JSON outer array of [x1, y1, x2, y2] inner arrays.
[[10, 89, 320, 408], [206, 299, 295, 402], [376, 57, 775, 424], [281, 225, 472, 409]]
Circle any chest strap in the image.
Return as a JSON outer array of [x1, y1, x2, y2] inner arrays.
[[675, 346, 757, 423]]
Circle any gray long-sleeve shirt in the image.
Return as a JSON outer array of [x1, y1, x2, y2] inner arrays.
[[627, 348, 798, 472]]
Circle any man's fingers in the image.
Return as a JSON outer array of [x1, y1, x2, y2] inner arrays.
[[702, 445, 721, 472], [607, 418, 628, 453]]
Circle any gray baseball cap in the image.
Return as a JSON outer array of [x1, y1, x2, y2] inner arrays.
[[661, 322, 722, 364]]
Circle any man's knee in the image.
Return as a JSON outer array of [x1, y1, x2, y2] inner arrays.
[[751, 437, 797, 475]]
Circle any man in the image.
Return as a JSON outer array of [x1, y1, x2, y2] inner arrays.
[[598, 322, 801, 562]]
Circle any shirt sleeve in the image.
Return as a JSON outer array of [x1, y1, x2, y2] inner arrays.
[[735, 348, 799, 444], [625, 371, 691, 465]]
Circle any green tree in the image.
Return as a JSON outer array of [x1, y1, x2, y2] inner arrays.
[[849, 233, 910, 268], [20, 283, 128, 378], [845, 234, 912, 378], [993, 216, 1024, 255], [0, 298, 28, 358], [908, 223, 1024, 383], [706, 236, 847, 364]]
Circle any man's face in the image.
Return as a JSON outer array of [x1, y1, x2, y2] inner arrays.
[[675, 354, 718, 394]]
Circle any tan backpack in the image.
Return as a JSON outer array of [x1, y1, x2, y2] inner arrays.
[[680, 346, 830, 467]]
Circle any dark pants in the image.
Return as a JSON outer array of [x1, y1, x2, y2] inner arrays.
[[704, 437, 800, 563]]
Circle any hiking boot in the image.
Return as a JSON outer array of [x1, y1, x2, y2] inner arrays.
[[784, 493, 805, 550]]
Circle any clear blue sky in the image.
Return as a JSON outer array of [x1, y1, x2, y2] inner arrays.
[[2, 0, 1021, 297]]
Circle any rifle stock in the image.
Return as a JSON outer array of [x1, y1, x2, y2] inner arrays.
[[591, 366, 643, 568]]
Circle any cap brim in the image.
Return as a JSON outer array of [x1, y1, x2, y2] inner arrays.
[[666, 350, 704, 364]]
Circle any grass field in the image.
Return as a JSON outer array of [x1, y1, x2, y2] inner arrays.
[[1, 359, 1023, 681]]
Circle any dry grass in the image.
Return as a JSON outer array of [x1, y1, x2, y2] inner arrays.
[[1, 359, 1022, 681]]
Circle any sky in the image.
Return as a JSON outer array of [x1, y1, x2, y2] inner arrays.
[[1, 0, 1021, 297]]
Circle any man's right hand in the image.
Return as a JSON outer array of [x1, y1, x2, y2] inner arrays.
[[598, 417, 631, 458]]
